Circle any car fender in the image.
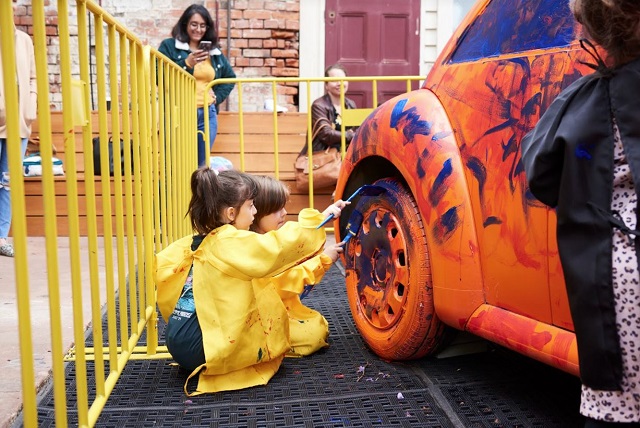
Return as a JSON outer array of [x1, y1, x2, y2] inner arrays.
[[339, 88, 485, 330]]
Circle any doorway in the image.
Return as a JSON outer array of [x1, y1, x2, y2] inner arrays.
[[325, 0, 421, 108]]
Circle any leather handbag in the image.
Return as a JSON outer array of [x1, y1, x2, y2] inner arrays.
[[294, 147, 342, 191], [294, 118, 343, 191]]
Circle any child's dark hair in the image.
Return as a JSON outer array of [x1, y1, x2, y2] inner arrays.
[[172, 4, 218, 46], [187, 167, 257, 235], [250, 176, 290, 232], [572, 0, 640, 66]]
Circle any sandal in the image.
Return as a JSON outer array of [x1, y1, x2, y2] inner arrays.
[[0, 244, 14, 257]]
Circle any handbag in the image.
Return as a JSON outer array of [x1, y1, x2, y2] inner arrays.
[[294, 147, 342, 191], [294, 118, 342, 191], [23, 153, 65, 176], [92, 136, 133, 176]]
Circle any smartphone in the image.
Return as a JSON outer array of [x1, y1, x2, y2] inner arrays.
[[198, 40, 212, 52]]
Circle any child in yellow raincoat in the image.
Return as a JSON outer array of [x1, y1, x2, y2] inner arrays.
[[250, 175, 348, 356], [155, 168, 329, 394]]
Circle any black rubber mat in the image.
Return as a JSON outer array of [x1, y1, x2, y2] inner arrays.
[[29, 265, 584, 428]]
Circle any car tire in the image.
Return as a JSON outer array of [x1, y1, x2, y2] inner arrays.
[[344, 178, 450, 360]]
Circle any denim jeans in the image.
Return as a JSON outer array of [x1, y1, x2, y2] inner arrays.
[[0, 138, 28, 238], [196, 103, 218, 167]]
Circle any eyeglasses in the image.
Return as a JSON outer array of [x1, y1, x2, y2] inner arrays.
[[189, 22, 208, 31]]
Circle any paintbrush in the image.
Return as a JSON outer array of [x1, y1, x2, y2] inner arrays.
[[316, 184, 386, 229]]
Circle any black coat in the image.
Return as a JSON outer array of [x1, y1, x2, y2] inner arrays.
[[521, 55, 640, 391]]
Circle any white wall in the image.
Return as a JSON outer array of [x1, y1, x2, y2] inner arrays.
[[299, 0, 326, 113]]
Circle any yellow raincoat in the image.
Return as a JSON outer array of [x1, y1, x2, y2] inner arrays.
[[259, 254, 333, 356], [155, 208, 326, 394]]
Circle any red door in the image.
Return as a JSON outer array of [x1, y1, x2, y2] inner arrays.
[[325, 0, 421, 109]]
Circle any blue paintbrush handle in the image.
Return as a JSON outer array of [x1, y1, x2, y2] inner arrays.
[[341, 232, 355, 244], [316, 213, 335, 229], [316, 186, 367, 229]]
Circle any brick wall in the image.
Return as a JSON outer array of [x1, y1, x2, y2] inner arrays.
[[219, 0, 300, 112], [13, 0, 301, 112], [14, 0, 69, 112]]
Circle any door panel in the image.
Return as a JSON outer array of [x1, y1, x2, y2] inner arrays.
[[325, 0, 421, 108]]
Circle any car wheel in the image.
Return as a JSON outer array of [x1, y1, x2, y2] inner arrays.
[[344, 178, 449, 360]]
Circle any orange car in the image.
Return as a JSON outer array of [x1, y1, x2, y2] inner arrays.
[[335, 0, 594, 377]]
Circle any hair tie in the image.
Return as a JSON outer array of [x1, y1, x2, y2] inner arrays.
[[211, 167, 219, 176]]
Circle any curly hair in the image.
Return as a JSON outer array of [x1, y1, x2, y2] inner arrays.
[[571, 0, 640, 66]]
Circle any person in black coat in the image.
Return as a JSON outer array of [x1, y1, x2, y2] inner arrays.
[[521, 1, 640, 426]]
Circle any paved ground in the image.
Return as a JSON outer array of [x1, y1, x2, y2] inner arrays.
[[3, 236, 586, 427]]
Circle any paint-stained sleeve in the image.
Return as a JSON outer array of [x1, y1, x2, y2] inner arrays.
[[208, 208, 327, 279], [271, 253, 334, 297], [154, 235, 197, 322]]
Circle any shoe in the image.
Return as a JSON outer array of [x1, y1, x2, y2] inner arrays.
[[0, 244, 14, 257]]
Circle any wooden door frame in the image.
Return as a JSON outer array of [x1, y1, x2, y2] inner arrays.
[[299, 0, 440, 112], [300, 0, 447, 112]]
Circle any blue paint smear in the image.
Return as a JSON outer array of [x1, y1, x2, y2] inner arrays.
[[483, 117, 518, 139], [432, 131, 452, 141], [467, 156, 487, 197], [501, 134, 518, 162], [390, 99, 432, 145], [433, 206, 459, 244], [441, 207, 459, 232], [450, 0, 575, 63], [513, 158, 525, 176], [429, 159, 453, 206], [483, 216, 502, 227], [390, 99, 409, 128], [575, 144, 593, 160], [523, 92, 542, 117]]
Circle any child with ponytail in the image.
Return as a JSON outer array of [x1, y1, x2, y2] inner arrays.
[[155, 167, 330, 395]]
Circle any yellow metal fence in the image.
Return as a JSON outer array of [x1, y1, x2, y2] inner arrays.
[[3, 1, 423, 426], [1, 0, 195, 426], [207, 76, 424, 209]]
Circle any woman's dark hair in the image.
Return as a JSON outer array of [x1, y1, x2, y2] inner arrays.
[[187, 167, 257, 235], [572, 0, 640, 66], [325, 63, 348, 77], [171, 4, 218, 46], [250, 176, 290, 232]]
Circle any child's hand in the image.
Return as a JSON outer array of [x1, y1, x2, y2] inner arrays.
[[322, 199, 351, 219], [323, 240, 345, 263]]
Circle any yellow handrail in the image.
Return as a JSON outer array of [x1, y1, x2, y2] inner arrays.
[[206, 75, 424, 213]]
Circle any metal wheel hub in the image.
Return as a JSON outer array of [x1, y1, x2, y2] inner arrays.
[[353, 207, 409, 330]]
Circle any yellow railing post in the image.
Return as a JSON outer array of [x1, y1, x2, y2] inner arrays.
[[0, 3, 37, 427], [7, 5, 423, 420], [32, 0, 69, 425], [208, 75, 424, 213], [58, 0, 92, 424]]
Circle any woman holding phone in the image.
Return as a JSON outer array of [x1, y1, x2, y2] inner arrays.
[[159, 4, 236, 167]]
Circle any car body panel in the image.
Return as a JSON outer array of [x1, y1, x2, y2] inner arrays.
[[467, 304, 579, 376], [338, 89, 485, 329], [335, 0, 600, 373]]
